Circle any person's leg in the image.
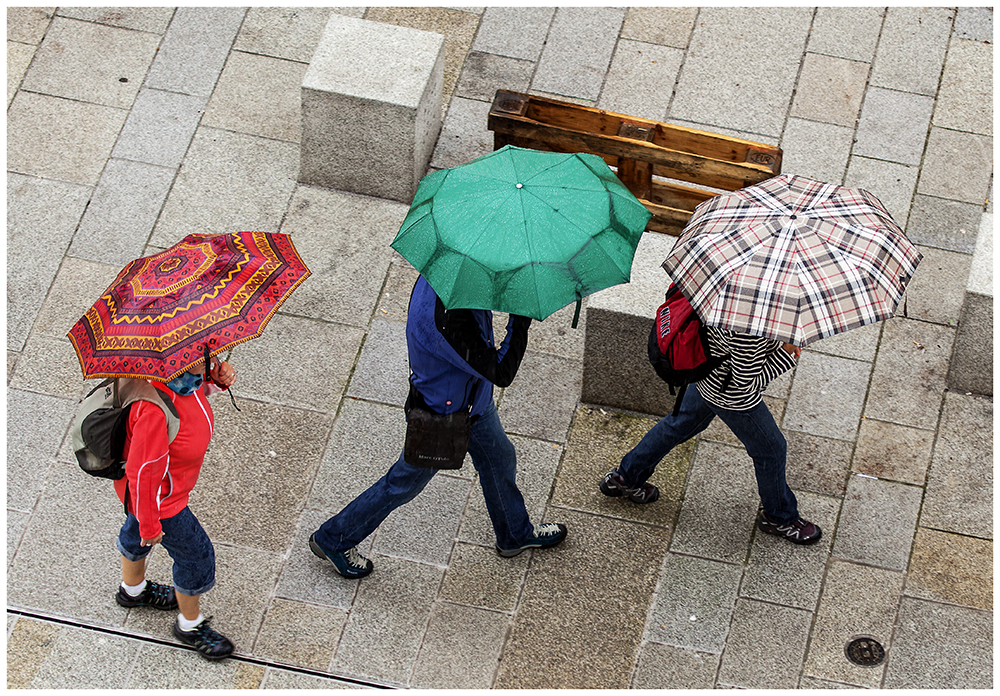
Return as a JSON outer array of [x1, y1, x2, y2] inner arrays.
[[115, 514, 177, 610]]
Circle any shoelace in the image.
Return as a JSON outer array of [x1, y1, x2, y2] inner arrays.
[[345, 547, 368, 568], [190, 618, 224, 647], [533, 523, 560, 539]]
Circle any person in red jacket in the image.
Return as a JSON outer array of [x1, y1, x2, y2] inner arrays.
[[113, 356, 237, 660]]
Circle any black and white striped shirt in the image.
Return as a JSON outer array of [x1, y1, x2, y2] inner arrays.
[[695, 327, 798, 411]]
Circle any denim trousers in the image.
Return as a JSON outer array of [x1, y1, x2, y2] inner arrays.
[[315, 400, 534, 552], [116, 507, 216, 596], [619, 383, 799, 523]]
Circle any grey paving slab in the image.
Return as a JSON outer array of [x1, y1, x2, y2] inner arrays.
[[741, 492, 839, 610], [703, 395, 786, 450], [853, 418, 934, 485], [865, 318, 954, 430], [430, 95, 494, 170], [802, 559, 903, 687], [145, 6, 246, 97], [597, 39, 683, 121], [5, 617, 62, 688], [346, 320, 408, 407], [784, 429, 852, 497], [7, 91, 127, 186], [202, 50, 307, 143], [253, 598, 346, 671], [833, 474, 922, 570], [111, 88, 208, 169], [234, 7, 333, 63], [843, 156, 918, 228], [906, 527, 992, 610], [790, 53, 869, 128], [375, 262, 421, 323], [7, 40, 34, 107], [21, 256, 119, 346], [854, 87, 934, 166], [373, 471, 471, 565], [806, 321, 881, 362], [966, 210, 993, 296], [57, 7, 174, 33], [917, 127, 994, 205], [127, 641, 253, 688], [9, 621, 140, 689], [906, 193, 985, 254], [779, 118, 854, 185], [948, 292, 993, 394], [922, 391, 993, 539], [276, 186, 407, 328], [498, 350, 580, 443], [670, 6, 811, 137], [901, 245, 972, 327], [807, 6, 884, 63], [495, 508, 669, 689], [953, 6, 994, 43], [935, 38, 993, 136], [471, 6, 554, 61], [151, 127, 299, 245], [6, 390, 76, 510], [20, 16, 159, 108], [717, 598, 813, 689], [262, 667, 368, 689], [645, 552, 742, 653], [6, 173, 92, 351], [883, 597, 992, 689], [869, 6, 953, 96], [331, 555, 445, 686], [620, 6, 697, 49], [438, 540, 528, 613], [783, 351, 872, 442], [7, 6, 55, 44], [631, 642, 719, 689], [670, 440, 760, 564], [68, 158, 175, 267], [410, 602, 509, 688], [454, 50, 533, 102], [9, 334, 92, 400], [520, 301, 587, 360], [7, 510, 29, 568], [532, 6, 625, 102]]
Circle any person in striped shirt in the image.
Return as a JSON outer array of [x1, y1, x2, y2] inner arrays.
[[600, 327, 822, 545]]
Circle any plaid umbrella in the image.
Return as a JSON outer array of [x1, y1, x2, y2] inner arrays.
[[662, 174, 922, 346], [68, 231, 310, 382]]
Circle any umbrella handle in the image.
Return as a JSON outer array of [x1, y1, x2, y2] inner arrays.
[[572, 299, 581, 329]]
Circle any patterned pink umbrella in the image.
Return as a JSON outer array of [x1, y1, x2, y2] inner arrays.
[[663, 174, 922, 346]]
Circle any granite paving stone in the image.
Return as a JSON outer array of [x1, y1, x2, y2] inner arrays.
[[56, 6, 173, 33], [6, 6, 55, 44], [869, 6, 953, 96], [802, 559, 903, 688], [7, 40, 35, 107], [262, 668, 368, 689], [864, 318, 954, 430], [111, 88, 208, 169], [921, 391, 993, 539], [375, 263, 421, 323], [833, 474, 922, 570], [631, 642, 720, 689], [807, 6, 884, 63], [905, 527, 992, 610], [128, 643, 247, 688], [410, 602, 509, 689], [454, 51, 534, 103], [717, 598, 813, 688], [20, 16, 159, 109], [783, 351, 871, 442], [852, 418, 934, 485], [5, 618, 64, 688], [346, 320, 409, 407], [253, 598, 347, 670], [9, 334, 95, 400], [372, 472, 471, 565], [150, 127, 299, 245], [805, 322, 881, 362], [437, 541, 528, 613], [779, 118, 854, 185], [934, 38, 993, 136], [703, 396, 786, 450], [68, 158, 175, 267], [883, 597, 993, 689], [906, 193, 985, 254], [27, 256, 120, 344], [429, 95, 494, 170], [6, 390, 77, 510], [201, 50, 307, 142], [917, 127, 994, 205], [495, 509, 669, 689], [532, 6, 625, 102], [7, 510, 29, 568], [952, 6, 994, 43], [11, 622, 139, 689], [843, 156, 918, 228], [498, 351, 581, 443], [620, 6, 697, 49], [471, 6, 554, 62], [522, 301, 587, 360], [598, 39, 683, 121], [790, 53, 869, 128], [854, 87, 934, 165], [233, 7, 334, 63]]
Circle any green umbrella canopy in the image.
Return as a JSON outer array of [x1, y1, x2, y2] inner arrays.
[[391, 145, 652, 323]]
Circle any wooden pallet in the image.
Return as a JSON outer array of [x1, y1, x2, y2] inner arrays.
[[487, 90, 783, 235]]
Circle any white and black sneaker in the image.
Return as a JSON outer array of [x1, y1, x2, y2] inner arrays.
[[496, 523, 568, 558], [600, 470, 660, 504], [756, 511, 822, 545]]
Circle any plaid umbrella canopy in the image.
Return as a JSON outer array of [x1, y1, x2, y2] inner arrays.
[[662, 174, 922, 346], [68, 231, 310, 382]]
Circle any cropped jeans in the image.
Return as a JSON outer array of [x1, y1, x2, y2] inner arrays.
[[618, 383, 799, 523], [315, 400, 534, 552]]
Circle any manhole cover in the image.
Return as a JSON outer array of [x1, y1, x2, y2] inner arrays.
[[845, 636, 885, 666]]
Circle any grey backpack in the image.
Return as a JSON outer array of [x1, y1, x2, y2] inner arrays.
[[71, 378, 180, 480]]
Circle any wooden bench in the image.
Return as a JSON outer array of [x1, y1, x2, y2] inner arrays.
[[487, 89, 782, 235]]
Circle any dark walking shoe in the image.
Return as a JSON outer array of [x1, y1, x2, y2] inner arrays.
[[756, 511, 822, 545], [309, 533, 373, 578], [115, 581, 178, 610], [600, 470, 660, 504], [496, 523, 568, 558], [173, 616, 235, 660]]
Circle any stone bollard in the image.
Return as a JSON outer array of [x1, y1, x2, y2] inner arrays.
[[947, 211, 993, 396], [299, 14, 445, 203]]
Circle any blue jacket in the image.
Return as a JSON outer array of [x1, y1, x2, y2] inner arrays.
[[406, 276, 530, 418]]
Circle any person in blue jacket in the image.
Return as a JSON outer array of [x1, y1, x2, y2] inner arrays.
[[309, 275, 567, 578]]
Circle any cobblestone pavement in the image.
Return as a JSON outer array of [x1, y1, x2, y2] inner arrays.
[[7, 6, 992, 689]]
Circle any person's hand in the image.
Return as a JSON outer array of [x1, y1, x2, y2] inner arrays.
[[211, 359, 237, 389], [781, 342, 802, 358], [141, 532, 163, 547]]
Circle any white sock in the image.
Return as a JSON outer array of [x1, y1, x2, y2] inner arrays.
[[121, 580, 147, 597], [177, 613, 205, 632]]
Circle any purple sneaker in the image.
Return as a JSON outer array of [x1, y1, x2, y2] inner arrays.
[[756, 511, 822, 545]]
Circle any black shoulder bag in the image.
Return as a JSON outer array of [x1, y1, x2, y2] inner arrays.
[[403, 378, 479, 470]]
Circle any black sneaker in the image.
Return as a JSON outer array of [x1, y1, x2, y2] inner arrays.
[[173, 616, 235, 660], [756, 511, 822, 545], [600, 470, 660, 504], [115, 581, 178, 610], [496, 523, 568, 558], [309, 533, 373, 579]]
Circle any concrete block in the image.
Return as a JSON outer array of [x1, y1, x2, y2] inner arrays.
[[948, 217, 993, 394], [300, 14, 445, 203], [966, 211, 992, 297], [7, 6, 55, 44], [439, 541, 528, 612], [854, 87, 934, 165], [906, 527, 992, 610], [253, 598, 345, 671], [7, 41, 35, 107]]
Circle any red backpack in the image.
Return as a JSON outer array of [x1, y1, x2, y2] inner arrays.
[[647, 284, 726, 415]]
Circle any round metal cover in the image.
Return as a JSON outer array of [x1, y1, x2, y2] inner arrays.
[[845, 636, 885, 666]]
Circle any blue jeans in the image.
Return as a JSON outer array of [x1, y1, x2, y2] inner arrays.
[[619, 383, 799, 523], [116, 507, 216, 596], [315, 400, 535, 552]]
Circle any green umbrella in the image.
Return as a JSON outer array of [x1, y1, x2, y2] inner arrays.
[[391, 145, 652, 327]]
